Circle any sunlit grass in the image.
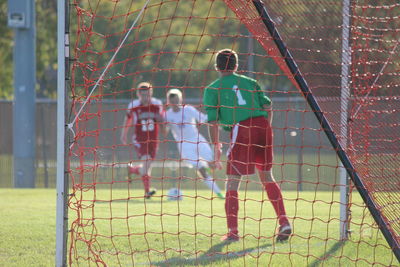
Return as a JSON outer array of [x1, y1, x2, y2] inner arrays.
[[0, 188, 397, 266]]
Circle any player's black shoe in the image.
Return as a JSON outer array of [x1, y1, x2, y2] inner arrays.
[[276, 224, 292, 242], [145, 189, 157, 199]]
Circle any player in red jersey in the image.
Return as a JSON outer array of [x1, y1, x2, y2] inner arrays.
[[121, 82, 164, 198]]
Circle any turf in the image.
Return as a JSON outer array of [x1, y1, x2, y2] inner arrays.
[[0, 188, 397, 266]]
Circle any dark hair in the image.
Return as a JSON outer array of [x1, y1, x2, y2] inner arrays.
[[137, 82, 153, 92], [215, 49, 238, 71]]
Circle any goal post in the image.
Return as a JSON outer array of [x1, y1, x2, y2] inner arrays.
[[56, 0, 69, 266], [339, 0, 351, 241], [249, 0, 400, 259], [57, 0, 400, 265]]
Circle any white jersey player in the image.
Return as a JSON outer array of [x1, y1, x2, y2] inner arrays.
[[165, 89, 224, 199]]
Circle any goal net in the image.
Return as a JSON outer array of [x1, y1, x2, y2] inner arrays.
[[58, 0, 400, 265]]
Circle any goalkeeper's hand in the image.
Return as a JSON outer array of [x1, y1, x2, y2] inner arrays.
[[210, 143, 223, 170], [210, 160, 223, 170], [209, 160, 223, 170]]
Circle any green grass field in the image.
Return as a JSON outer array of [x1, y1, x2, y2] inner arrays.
[[0, 188, 398, 266]]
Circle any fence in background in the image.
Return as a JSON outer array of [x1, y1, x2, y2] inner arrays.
[[3, 96, 392, 189]]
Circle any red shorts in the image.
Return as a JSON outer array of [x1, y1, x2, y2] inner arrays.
[[226, 116, 273, 176], [134, 140, 158, 159]]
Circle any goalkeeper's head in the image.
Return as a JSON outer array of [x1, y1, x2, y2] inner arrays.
[[136, 82, 153, 105], [167, 88, 182, 108], [215, 49, 238, 73]]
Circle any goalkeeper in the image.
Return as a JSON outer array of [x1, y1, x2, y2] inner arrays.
[[164, 88, 224, 199], [203, 49, 291, 242]]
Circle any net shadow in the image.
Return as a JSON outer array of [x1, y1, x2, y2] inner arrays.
[[152, 241, 273, 266]]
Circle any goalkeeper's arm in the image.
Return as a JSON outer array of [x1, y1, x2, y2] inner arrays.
[[208, 121, 223, 170], [263, 104, 273, 125]]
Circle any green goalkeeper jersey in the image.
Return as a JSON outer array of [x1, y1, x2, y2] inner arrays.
[[203, 73, 271, 130]]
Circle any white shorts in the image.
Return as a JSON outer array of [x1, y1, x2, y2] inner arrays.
[[177, 141, 213, 169]]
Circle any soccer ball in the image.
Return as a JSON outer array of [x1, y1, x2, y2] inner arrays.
[[167, 188, 183, 201]]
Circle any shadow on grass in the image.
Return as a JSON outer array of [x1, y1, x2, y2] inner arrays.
[[308, 241, 345, 267], [152, 240, 273, 266]]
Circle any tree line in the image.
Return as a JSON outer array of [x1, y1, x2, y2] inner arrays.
[[0, 0, 396, 101]]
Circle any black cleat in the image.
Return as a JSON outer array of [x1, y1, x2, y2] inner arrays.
[[276, 224, 292, 242], [145, 189, 157, 199]]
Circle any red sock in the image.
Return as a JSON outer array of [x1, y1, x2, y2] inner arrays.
[[225, 191, 239, 233], [264, 182, 289, 225], [141, 175, 150, 193]]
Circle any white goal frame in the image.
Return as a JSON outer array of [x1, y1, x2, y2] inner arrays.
[[56, 0, 68, 266]]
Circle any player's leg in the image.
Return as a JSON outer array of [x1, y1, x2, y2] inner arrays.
[[258, 170, 291, 241], [127, 142, 142, 181], [138, 154, 151, 194], [179, 141, 223, 198], [138, 141, 158, 198], [128, 162, 142, 178], [197, 167, 224, 199], [222, 123, 254, 241], [254, 117, 291, 241], [221, 175, 241, 241], [197, 141, 224, 198]]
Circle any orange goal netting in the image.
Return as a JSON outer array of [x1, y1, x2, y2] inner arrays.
[[64, 0, 400, 265]]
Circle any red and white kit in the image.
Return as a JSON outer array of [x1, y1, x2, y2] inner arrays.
[[126, 98, 164, 159], [226, 116, 273, 176]]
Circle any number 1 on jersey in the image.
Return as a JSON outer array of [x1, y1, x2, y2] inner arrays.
[[232, 85, 247, 105]]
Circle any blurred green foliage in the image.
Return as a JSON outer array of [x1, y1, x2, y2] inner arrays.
[[0, 0, 57, 100], [0, 0, 397, 100], [0, 0, 14, 99], [69, 0, 294, 101]]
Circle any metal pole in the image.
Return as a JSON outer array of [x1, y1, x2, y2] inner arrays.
[[295, 99, 303, 192], [340, 0, 352, 241], [247, 32, 255, 78], [56, 0, 69, 265], [11, 0, 36, 188], [40, 104, 49, 188]]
